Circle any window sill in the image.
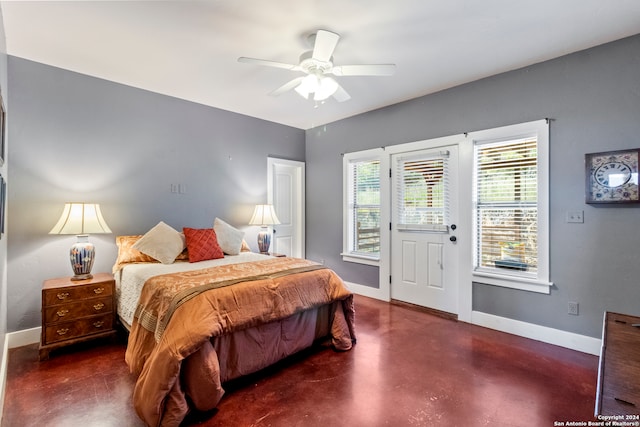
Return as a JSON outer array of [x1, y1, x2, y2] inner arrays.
[[473, 270, 552, 294], [341, 253, 380, 267]]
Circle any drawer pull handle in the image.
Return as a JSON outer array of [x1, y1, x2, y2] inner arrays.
[[93, 287, 105, 295], [56, 309, 69, 317], [614, 397, 636, 407], [93, 303, 105, 311], [632, 324, 640, 328], [56, 328, 69, 336], [57, 292, 70, 300], [93, 321, 104, 328]]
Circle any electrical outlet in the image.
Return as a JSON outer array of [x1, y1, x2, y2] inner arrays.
[[568, 301, 579, 315], [566, 211, 584, 223]]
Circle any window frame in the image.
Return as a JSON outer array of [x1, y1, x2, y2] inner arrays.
[[342, 148, 384, 266], [469, 120, 552, 293]]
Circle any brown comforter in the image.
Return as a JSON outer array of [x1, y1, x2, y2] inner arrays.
[[125, 257, 355, 427]]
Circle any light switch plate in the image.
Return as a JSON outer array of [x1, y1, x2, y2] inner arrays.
[[566, 211, 584, 223]]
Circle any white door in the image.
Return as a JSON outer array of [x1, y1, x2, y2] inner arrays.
[[268, 158, 305, 258], [390, 146, 459, 314]]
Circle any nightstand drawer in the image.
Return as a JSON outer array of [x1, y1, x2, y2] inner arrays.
[[43, 296, 113, 323], [43, 314, 114, 345], [43, 282, 113, 306]]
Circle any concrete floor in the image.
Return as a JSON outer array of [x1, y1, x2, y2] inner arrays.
[[2, 295, 599, 426]]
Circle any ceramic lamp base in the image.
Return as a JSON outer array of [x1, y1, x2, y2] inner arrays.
[[257, 228, 271, 254], [70, 235, 95, 281]]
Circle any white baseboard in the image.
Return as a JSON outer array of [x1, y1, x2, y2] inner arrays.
[[0, 327, 42, 421], [347, 281, 601, 355], [0, 334, 8, 423], [7, 327, 40, 349], [345, 281, 389, 301], [471, 311, 601, 355]]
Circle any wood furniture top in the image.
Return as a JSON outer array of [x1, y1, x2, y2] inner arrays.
[[595, 311, 640, 417]]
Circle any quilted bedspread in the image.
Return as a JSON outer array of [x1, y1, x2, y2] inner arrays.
[[125, 257, 355, 427]]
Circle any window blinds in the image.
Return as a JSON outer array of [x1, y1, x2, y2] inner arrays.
[[349, 159, 380, 254], [395, 151, 450, 231], [474, 138, 538, 272]]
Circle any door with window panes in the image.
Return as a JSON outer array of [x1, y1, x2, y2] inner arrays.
[[391, 146, 459, 314]]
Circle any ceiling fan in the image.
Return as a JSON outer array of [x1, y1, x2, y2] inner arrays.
[[238, 29, 396, 103]]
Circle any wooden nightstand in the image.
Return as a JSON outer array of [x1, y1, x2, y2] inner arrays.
[[39, 272, 117, 360]]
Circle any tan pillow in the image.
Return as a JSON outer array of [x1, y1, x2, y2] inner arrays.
[[213, 218, 245, 255], [112, 235, 157, 273], [132, 221, 186, 264]]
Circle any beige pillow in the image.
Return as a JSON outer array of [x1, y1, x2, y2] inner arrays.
[[132, 221, 186, 264], [213, 218, 245, 255]]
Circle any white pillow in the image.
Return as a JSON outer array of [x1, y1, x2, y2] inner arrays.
[[132, 221, 186, 264], [213, 218, 245, 255]]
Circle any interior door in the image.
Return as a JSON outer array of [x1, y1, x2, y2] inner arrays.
[[390, 146, 459, 314], [268, 158, 305, 258]]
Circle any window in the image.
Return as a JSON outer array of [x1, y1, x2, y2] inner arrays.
[[395, 151, 450, 231], [471, 120, 551, 293], [343, 149, 382, 265]]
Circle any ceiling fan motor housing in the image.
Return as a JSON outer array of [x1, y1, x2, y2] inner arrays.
[[299, 51, 333, 75]]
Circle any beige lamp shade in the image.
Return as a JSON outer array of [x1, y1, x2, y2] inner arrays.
[[49, 203, 112, 235], [49, 203, 112, 281], [248, 204, 281, 226]]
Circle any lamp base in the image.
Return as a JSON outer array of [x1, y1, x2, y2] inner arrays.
[[70, 235, 95, 281], [257, 228, 271, 254]]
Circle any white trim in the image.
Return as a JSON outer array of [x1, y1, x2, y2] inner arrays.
[[341, 254, 379, 266], [472, 272, 553, 294], [345, 281, 390, 301], [471, 311, 601, 355], [468, 119, 550, 287], [7, 326, 40, 348], [1, 327, 41, 421], [0, 334, 8, 423], [342, 148, 385, 266], [268, 157, 306, 259]]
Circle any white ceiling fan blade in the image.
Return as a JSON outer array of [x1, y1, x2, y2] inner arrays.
[[312, 30, 340, 62], [332, 84, 351, 102], [269, 77, 305, 96], [238, 57, 300, 71], [331, 64, 396, 76]]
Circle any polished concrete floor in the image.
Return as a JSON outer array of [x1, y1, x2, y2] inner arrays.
[[2, 295, 599, 426]]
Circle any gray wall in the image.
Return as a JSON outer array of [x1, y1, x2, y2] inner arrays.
[[7, 58, 305, 332], [306, 34, 640, 339]]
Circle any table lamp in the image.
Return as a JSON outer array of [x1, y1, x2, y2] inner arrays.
[[249, 204, 280, 253], [49, 203, 112, 281]]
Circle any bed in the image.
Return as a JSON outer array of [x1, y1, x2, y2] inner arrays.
[[113, 229, 356, 427]]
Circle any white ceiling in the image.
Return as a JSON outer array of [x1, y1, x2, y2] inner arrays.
[[2, 1, 640, 130]]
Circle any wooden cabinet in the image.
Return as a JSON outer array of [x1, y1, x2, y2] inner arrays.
[[39, 273, 117, 360], [595, 311, 640, 416]]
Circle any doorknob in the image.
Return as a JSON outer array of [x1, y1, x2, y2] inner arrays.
[[449, 236, 457, 242]]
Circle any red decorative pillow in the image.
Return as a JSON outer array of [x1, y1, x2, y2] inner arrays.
[[183, 227, 225, 263]]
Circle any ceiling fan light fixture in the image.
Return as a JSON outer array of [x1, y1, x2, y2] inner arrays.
[[314, 76, 338, 101], [294, 74, 319, 99]]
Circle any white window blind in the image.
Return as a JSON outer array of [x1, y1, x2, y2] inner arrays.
[[395, 151, 450, 232], [474, 138, 538, 274], [348, 159, 380, 256]]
